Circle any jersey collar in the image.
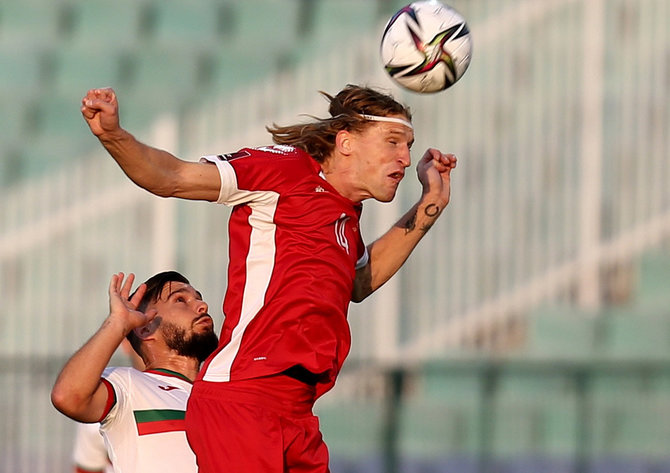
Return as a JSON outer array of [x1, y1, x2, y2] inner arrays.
[[144, 368, 193, 383]]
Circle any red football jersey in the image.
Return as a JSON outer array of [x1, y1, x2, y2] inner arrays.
[[197, 145, 367, 397]]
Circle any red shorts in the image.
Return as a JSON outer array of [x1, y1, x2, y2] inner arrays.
[[185, 375, 330, 473]]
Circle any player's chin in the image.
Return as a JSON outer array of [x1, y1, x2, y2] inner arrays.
[[376, 189, 398, 203]]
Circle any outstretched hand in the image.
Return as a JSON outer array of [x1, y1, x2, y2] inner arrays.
[[416, 148, 457, 207], [81, 88, 121, 138], [108, 272, 157, 335]]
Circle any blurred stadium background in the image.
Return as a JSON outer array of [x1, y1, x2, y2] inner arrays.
[[1, 0, 670, 472]]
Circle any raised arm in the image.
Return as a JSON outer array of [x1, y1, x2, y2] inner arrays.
[[81, 88, 221, 201], [352, 149, 457, 302], [51, 273, 155, 423]]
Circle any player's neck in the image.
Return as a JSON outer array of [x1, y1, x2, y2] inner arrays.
[[320, 160, 365, 203], [142, 354, 200, 382]]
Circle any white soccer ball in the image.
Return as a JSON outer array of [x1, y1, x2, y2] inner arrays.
[[380, 1, 473, 93]]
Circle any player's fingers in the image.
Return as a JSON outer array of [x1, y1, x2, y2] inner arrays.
[[439, 153, 457, 169], [82, 97, 115, 113], [423, 148, 441, 162], [109, 272, 124, 296], [80, 105, 97, 119], [101, 88, 116, 104], [90, 87, 114, 99], [120, 273, 135, 299], [129, 283, 147, 308], [109, 273, 118, 295], [83, 88, 116, 107]]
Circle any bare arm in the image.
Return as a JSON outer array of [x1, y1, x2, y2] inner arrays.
[[51, 273, 155, 423], [352, 149, 456, 302], [81, 88, 221, 201]]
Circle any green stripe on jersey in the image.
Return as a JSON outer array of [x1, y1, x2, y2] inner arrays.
[[134, 409, 185, 423]]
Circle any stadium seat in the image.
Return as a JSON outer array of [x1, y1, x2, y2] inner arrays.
[[11, 91, 95, 180], [226, 0, 301, 52], [66, 0, 150, 50], [307, 0, 382, 39], [490, 370, 580, 464], [203, 47, 287, 96], [28, 93, 91, 142], [0, 93, 33, 184], [51, 48, 132, 97], [15, 138, 75, 180], [0, 95, 32, 145], [523, 305, 600, 360], [0, 0, 70, 49], [636, 249, 670, 309], [0, 144, 23, 187], [124, 46, 208, 108], [0, 47, 51, 99], [144, 0, 229, 51], [397, 398, 480, 473], [195, 0, 301, 94], [396, 365, 483, 473], [588, 373, 670, 462], [599, 309, 670, 361], [291, 0, 383, 62], [316, 400, 384, 472]]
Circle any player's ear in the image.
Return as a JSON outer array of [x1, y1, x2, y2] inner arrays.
[[335, 130, 352, 156], [134, 319, 159, 340], [134, 326, 151, 340]]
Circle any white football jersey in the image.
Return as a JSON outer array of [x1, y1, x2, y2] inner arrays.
[[99, 367, 196, 473], [72, 422, 113, 473]]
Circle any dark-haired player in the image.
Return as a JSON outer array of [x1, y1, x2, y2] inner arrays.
[[52, 272, 218, 473]]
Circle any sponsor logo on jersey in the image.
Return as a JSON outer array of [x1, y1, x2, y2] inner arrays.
[[157, 385, 179, 391]]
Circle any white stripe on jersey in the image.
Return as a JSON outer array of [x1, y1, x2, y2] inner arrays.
[[202, 191, 279, 382]]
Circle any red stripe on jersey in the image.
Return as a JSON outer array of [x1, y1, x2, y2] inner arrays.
[[97, 377, 117, 422], [136, 418, 186, 436]]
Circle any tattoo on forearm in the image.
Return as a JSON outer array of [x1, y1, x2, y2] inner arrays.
[[418, 204, 440, 233], [420, 221, 436, 233], [401, 205, 440, 235], [403, 210, 418, 234], [425, 204, 440, 217]]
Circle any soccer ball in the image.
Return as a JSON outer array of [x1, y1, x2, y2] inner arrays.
[[380, 1, 472, 93]]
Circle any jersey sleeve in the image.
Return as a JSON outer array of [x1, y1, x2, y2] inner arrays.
[[200, 155, 241, 205], [200, 150, 283, 206], [201, 146, 311, 208], [355, 245, 369, 270], [99, 367, 128, 426]]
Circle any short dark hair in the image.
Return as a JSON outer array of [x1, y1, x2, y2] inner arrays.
[[126, 271, 191, 356]]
